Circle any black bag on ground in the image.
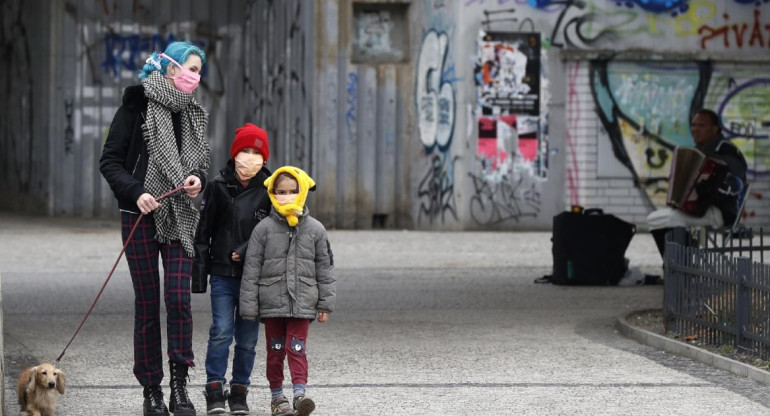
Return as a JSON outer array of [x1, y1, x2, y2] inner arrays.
[[549, 208, 636, 285]]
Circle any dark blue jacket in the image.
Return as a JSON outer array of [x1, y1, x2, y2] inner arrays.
[[699, 135, 748, 226]]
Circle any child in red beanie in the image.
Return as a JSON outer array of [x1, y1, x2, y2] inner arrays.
[[193, 122, 272, 415]]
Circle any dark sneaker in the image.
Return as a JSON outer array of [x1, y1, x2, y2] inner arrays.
[[293, 395, 315, 416], [228, 384, 250, 415], [204, 382, 227, 415], [271, 396, 294, 416], [143, 385, 170, 416]]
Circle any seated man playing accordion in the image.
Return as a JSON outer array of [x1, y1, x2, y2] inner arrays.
[[647, 108, 748, 259]]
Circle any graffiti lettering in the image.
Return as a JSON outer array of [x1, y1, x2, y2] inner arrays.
[[699, 9, 770, 50], [547, 0, 617, 49], [729, 121, 756, 138], [417, 154, 459, 224], [648, 1, 717, 37], [416, 29, 456, 152], [468, 162, 541, 225], [102, 32, 207, 78], [346, 72, 358, 135]]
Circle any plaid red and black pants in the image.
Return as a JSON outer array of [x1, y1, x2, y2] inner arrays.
[[122, 212, 195, 386]]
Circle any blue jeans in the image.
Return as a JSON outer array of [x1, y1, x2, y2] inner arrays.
[[205, 275, 260, 385]]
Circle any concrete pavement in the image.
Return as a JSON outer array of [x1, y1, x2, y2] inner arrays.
[[2, 212, 770, 415]]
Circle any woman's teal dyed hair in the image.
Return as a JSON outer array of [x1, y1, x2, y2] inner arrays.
[[138, 41, 206, 79]]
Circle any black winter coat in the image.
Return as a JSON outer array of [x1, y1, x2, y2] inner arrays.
[[699, 135, 748, 226], [193, 162, 272, 284], [99, 85, 207, 212]]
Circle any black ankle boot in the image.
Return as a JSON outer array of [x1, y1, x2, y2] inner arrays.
[[143, 385, 170, 416], [168, 362, 196, 415]]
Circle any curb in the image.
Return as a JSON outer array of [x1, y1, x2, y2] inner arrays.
[[617, 310, 770, 386], [1, 272, 4, 412]]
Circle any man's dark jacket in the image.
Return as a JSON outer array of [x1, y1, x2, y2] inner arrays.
[[699, 134, 748, 226]]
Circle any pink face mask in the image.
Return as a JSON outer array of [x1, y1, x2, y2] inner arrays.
[[161, 53, 201, 93]]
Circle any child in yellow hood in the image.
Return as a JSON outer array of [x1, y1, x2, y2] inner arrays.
[[239, 166, 336, 416]]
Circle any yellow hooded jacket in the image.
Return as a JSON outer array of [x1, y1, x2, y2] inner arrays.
[[264, 166, 316, 227]]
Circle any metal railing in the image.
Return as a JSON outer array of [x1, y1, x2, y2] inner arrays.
[[664, 227, 770, 359]]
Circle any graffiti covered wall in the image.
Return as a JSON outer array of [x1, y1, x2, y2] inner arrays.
[[436, 0, 770, 229], [414, 0, 463, 227], [591, 61, 770, 215]]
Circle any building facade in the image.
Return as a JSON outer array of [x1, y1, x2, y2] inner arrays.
[[2, 0, 769, 230]]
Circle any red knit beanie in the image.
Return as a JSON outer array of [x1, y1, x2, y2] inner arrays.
[[231, 123, 269, 161]]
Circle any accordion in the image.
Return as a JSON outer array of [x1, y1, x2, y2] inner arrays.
[[666, 146, 728, 217]]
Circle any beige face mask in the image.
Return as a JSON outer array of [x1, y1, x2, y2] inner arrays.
[[274, 193, 298, 205], [234, 152, 264, 180]]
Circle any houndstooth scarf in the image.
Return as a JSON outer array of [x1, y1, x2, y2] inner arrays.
[[141, 71, 210, 257]]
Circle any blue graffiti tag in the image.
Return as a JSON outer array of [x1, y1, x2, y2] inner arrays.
[[346, 72, 358, 135], [614, 0, 690, 15], [103, 33, 207, 78], [530, 0, 690, 15]]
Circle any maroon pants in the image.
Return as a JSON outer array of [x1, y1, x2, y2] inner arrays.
[[263, 318, 310, 388]]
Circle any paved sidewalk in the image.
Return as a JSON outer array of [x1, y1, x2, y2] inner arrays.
[[2, 212, 770, 415]]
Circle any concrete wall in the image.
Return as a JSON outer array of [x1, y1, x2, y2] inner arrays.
[[420, 0, 770, 230], [3, 0, 770, 230], [1, 273, 4, 414], [449, 0, 565, 230]]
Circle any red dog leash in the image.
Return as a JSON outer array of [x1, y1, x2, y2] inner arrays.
[[54, 185, 187, 366]]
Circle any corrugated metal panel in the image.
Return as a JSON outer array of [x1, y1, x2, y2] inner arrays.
[[5, 0, 413, 229], [29, 0, 313, 217], [0, 0, 52, 214], [312, 0, 410, 229]]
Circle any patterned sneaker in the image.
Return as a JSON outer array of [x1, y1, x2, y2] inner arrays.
[[293, 395, 315, 416], [271, 396, 293, 416]]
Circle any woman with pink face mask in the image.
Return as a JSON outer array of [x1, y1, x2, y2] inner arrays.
[[99, 41, 209, 416], [192, 123, 272, 415]]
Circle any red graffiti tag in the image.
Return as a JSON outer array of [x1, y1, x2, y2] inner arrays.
[[699, 9, 769, 50]]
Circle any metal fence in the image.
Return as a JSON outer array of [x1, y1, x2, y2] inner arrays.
[[664, 227, 770, 359]]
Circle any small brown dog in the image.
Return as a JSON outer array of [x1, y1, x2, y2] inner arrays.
[[17, 363, 66, 416]]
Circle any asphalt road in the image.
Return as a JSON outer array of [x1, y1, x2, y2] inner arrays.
[[2, 213, 770, 415]]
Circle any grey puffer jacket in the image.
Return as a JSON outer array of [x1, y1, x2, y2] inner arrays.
[[239, 207, 335, 321]]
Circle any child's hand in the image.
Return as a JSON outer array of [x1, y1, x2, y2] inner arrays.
[[183, 175, 202, 198], [318, 312, 329, 323], [231, 252, 241, 262]]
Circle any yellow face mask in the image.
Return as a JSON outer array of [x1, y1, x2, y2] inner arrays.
[[264, 166, 316, 226]]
